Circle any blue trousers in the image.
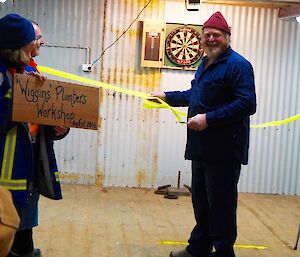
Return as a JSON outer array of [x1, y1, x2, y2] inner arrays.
[[17, 187, 39, 230], [186, 160, 241, 257]]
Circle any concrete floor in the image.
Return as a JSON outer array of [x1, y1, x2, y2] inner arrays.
[[34, 185, 300, 257]]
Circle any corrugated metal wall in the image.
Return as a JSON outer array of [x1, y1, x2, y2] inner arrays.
[[1, 0, 299, 195]]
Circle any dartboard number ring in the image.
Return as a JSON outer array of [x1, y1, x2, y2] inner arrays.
[[165, 26, 203, 66]]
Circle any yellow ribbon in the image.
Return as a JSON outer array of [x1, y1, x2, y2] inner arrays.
[[39, 66, 187, 123], [155, 241, 268, 250], [250, 113, 300, 128], [39, 66, 299, 128]]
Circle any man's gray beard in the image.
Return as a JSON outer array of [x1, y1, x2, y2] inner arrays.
[[203, 44, 229, 60], [204, 47, 223, 60]]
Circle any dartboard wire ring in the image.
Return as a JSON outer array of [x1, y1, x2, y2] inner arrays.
[[165, 25, 203, 66]]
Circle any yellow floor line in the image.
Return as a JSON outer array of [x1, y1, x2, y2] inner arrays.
[[155, 241, 268, 250]]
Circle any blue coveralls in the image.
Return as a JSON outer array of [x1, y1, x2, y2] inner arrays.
[[165, 47, 257, 257]]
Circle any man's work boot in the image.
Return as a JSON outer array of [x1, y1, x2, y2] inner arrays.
[[7, 248, 41, 257], [33, 249, 41, 257], [7, 251, 34, 257], [210, 249, 235, 257], [170, 249, 194, 257]]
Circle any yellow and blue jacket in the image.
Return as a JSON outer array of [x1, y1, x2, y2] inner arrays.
[[0, 59, 63, 209]]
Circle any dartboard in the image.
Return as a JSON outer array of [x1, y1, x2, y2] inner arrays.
[[165, 26, 203, 66]]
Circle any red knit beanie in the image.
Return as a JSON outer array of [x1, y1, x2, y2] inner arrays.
[[203, 11, 231, 35]]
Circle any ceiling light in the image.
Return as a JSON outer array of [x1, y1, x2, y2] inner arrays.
[[296, 16, 300, 23]]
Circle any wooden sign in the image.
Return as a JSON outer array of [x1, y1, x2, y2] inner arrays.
[[12, 74, 99, 130]]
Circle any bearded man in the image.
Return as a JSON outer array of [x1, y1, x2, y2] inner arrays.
[[151, 12, 257, 257]]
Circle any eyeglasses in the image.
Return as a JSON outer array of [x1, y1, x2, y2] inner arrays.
[[35, 35, 42, 42], [35, 35, 44, 45]]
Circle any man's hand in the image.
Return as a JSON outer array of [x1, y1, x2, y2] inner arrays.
[[53, 126, 69, 137], [26, 71, 47, 82], [187, 114, 208, 131], [150, 91, 166, 101]]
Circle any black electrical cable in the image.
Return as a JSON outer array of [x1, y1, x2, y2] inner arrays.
[[92, 0, 152, 66]]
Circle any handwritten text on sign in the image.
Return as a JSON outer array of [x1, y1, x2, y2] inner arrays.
[[12, 74, 99, 130]]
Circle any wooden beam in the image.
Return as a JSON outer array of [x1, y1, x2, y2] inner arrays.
[[278, 5, 300, 18], [202, 0, 300, 8]]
